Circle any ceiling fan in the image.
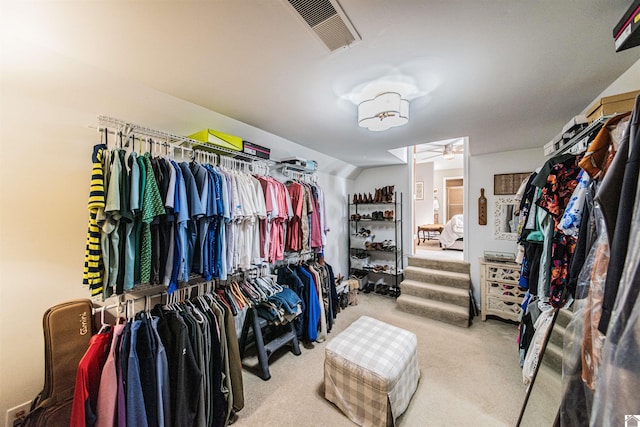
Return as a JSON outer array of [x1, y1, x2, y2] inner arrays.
[[415, 139, 464, 162]]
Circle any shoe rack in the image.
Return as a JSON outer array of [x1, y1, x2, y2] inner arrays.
[[348, 190, 403, 297]]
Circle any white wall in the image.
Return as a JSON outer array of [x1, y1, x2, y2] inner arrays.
[[585, 58, 640, 109], [465, 148, 548, 305], [414, 162, 435, 226], [0, 37, 354, 420]]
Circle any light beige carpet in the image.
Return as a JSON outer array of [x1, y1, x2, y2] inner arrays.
[[415, 239, 464, 261], [235, 292, 526, 427]]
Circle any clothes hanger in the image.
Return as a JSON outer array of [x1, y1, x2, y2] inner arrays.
[[145, 295, 153, 320], [97, 305, 110, 334], [126, 299, 134, 323]]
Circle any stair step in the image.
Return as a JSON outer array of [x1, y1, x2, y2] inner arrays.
[[396, 294, 469, 328], [542, 341, 563, 375], [556, 308, 574, 328], [548, 323, 566, 348], [408, 256, 470, 274], [400, 280, 469, 307], [404, 266, 470, 290]]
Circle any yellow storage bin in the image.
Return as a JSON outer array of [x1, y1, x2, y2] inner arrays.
[[188, 129, 243, 153]]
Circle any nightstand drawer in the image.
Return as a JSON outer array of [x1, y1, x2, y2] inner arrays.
[[487, 266, 519, 284], [487, 281, 526, 300], [487, 298, 521, 320]]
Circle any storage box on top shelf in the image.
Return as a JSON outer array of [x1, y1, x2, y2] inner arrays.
[[585, 90, 640, 124], [543, 131, 563, 156], [560, 115, 588, 148], [241, 140, 271, 159], [188, 129, 243, 153], [562, 114, 588, 134], [281, 157, 307, 167], [613, 0, 640, 52], [543, 140, 555, 156], [281, 157, 318, 172]]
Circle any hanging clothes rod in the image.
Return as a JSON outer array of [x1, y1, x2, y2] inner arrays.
[[281, 165, 317, 183], [92, 126, 191, 156], [92, 123, 262, 171], [96, 115, 275, 165], [275, 251, 317, 266]]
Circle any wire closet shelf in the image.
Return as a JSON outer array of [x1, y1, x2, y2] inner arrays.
[[95, 115, 276, 172]]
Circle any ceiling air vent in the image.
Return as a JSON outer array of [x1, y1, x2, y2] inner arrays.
[[285, 0, 361, 51]]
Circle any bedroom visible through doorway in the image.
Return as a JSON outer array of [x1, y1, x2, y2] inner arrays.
[[411, 140, 466, 260]]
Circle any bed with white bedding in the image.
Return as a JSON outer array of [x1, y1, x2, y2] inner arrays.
[[439, 214, 464, 250]]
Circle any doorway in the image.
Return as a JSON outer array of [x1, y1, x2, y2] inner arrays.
[[444, 177, 464, 221], [411, 143, 466, 260]]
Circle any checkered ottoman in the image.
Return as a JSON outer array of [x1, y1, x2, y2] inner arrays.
[[324, 316, 420, 426]]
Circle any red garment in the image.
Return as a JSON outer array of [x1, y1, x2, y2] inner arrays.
[[269, 179, 288, 262], [286, 182, 304, 251], [70, 330, 112, 427], [309, 189, 323, 249]]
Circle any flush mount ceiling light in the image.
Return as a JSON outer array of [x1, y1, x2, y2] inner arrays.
[[358, 92, 409, 132]]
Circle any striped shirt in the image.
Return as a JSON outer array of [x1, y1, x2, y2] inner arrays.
[[83, 144, 107, 297]]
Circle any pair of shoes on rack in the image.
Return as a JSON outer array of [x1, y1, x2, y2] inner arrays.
[[383, 210, 395, 220], [373, 186, 395, 203], [387, 286, 401, 298], [375, 285, 390, 295], [354, 193, 375, 204], [365, 240, 394, 251], [355, 228, 371, 237], [366, 241, 382, 251], [363, 282, 375, 294]]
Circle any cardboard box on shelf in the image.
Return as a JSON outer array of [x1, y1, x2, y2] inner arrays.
[[586, 90, 640, 124]]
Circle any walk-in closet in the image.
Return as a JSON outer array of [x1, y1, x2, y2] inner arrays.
[[2, 2, 639, 426]]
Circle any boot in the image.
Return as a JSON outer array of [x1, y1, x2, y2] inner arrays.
[[374, 188, 381, 203], [368, 193, 373, 203], [387, 186, 395, 202], [357, 193, 363, 204], [353, 194, 357, 204], [382, 187, 389, 203]]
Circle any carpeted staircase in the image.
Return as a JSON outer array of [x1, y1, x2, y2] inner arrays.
[[541, 308, 573, 374], [396, 256, 471, 327]]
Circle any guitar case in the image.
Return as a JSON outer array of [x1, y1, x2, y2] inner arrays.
[[20, 299, 94, 427]]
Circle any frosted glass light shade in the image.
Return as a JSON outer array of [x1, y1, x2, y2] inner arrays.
[[358, 92, 409, 131]]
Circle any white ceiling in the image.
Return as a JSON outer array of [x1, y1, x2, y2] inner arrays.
[[4, 1, 640, 168]]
